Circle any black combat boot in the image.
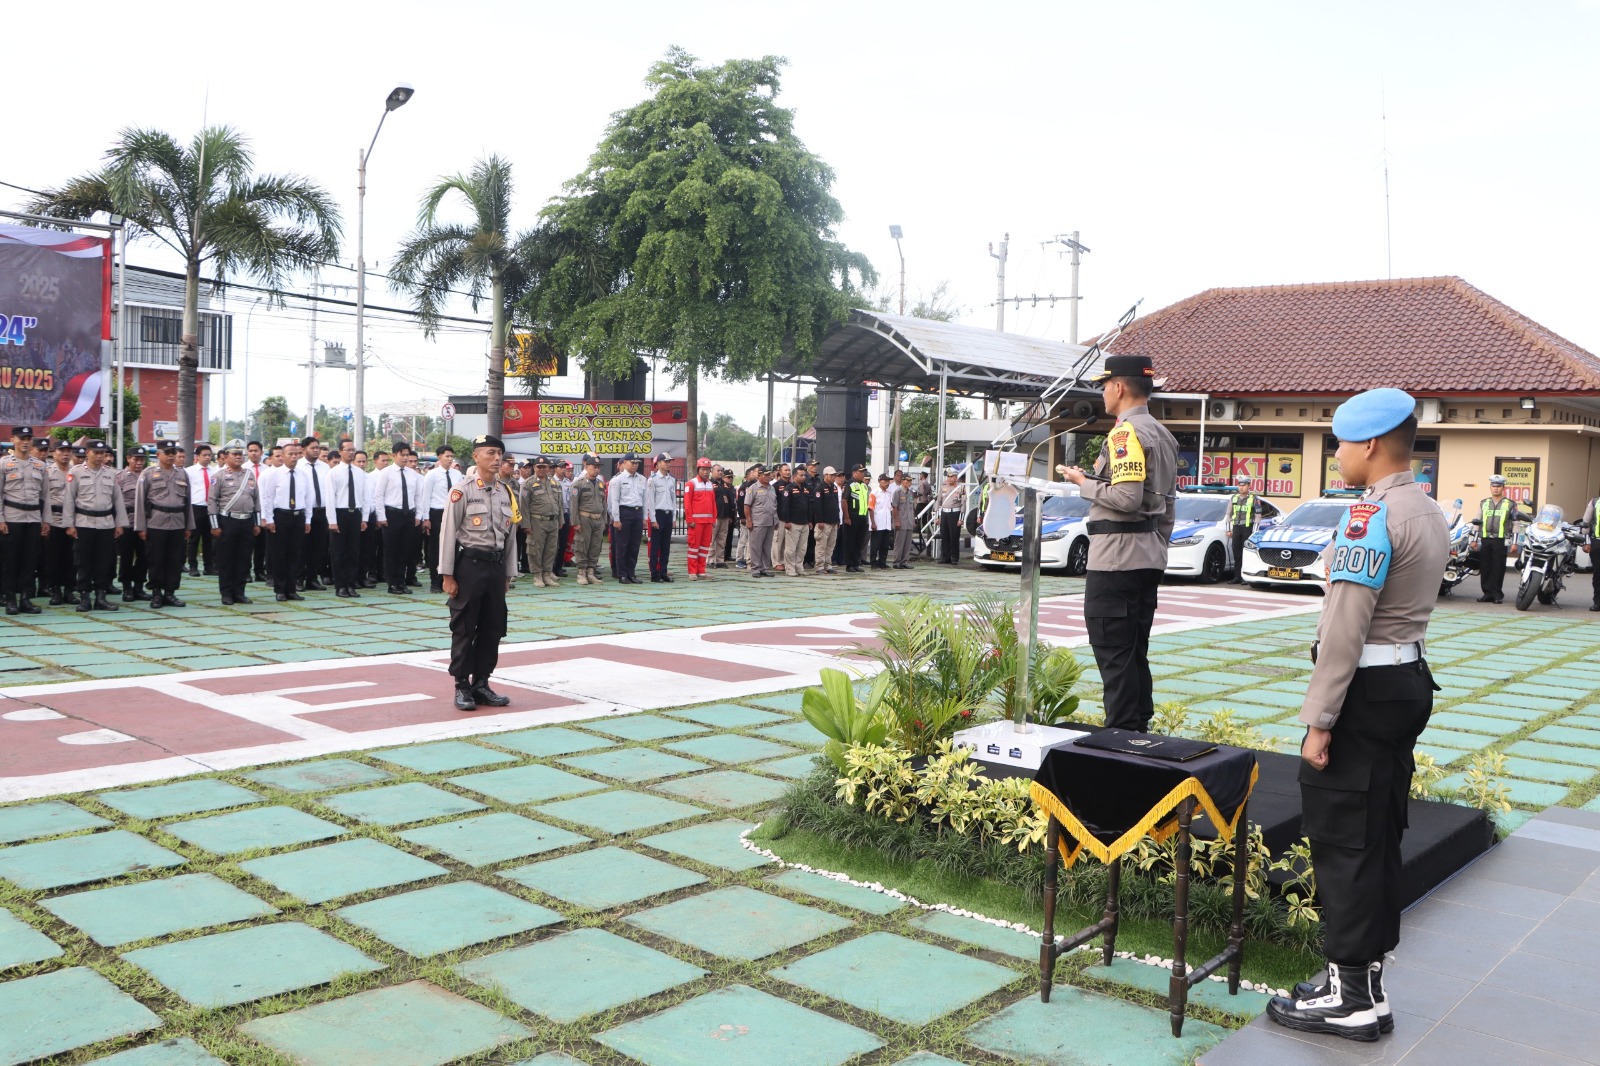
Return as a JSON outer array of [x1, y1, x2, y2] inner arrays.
[[48, 587, 65, 606], [454, 681, 477, 712], [76, 592, 92, 613], [471, 679, 511, 707], [1293, 960, 1391, 1034], [1268, 961, 1381, 1042], [94, 592, 119, 612], [3, 597, 15, 616], [17, 597, 40, 614]]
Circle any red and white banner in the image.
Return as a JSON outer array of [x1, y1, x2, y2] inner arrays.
[[0, 223, 111, 429]]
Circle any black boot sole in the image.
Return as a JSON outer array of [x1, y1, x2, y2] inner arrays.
[[1267, 1001, 1381, 1042]]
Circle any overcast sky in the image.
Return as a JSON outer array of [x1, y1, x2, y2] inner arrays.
[[6, 0, 1597, 430]]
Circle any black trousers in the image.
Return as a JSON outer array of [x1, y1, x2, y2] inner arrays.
[[214, 517, 254, 598], [648, 509, 673, 577], [1480, 536, 1507, 599], [555, 520, 571, 574], [330, 509, 364, 590], [186, 506, 212, 571], [383, 509, 419, 588], [270, 511, 306, 596], [146, 527, 187, 593], [940, 511, 961, 563], [363, 521, 382, 583], [448, 554, 508, 683], [73, 528, 116, 593], [516, 526, 529, 573], [303, 510, 330, 583], [1591, 536, 1600, 606], [616, 506, 644, 579], [1231, 525, 1249, 580], [1084, 567, 1163, 732], [1, 521, 41, 600], [426, 507, 445, 584], [851, 516, 871, 567], [871, 529, 892, 568], [1303, 661, 1434, 964], [118, 525, 147, 589], [252, 526, 268, 578], [43, 526, 74, 591]]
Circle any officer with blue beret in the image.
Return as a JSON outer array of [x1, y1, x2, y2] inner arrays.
[[1268, 388, 1449, 1042]]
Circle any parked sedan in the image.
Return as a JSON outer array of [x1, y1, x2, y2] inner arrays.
[[1241, 494, 1361, 590], [1166, 491, 1282, 583], [972, 490, 1092, 575]]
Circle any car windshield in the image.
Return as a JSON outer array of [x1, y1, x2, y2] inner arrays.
[[1175, 497, 1229, 522], [1280, 501, 1352, 528], [1041, 494, 1092, 519]]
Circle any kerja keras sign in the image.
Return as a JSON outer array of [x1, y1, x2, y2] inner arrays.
[[502, 399, 689, 464]]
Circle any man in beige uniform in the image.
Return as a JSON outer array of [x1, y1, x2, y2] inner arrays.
[[207, 442, 261, 606], [42, 440, 77, 604], [1058, 353, 1178, 732], [1267, 388, 1449, 1043], [64, 440, 127, 611], [0, 427, 47, 615], [520, 455, 563, 587], [570, 453, 607, 585], [135, 441, 194, 608], [440, 434, 520, 711]]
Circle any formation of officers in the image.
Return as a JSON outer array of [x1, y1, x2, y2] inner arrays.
[[0, 428, 960, 615]]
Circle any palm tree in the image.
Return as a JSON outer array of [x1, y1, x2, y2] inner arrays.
[[391, 155, 529, 439], [29, 126, 341, 454]]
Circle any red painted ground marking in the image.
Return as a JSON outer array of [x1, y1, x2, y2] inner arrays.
[[0, 715, 188, 776], [297, 689, 573, 732], [25, 690, 301, 754], [248, 666, 443, 707], [495, 643, 788, 682]]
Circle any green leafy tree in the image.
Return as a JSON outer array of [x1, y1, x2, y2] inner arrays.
[[899, 396, 969, 462], [391, 155, 531, 439], [76, 384, 141, 452], [29, 126, 341, 456], [525, 48, 875, 469], [252, 395, 292, 444], [701, 412, 764, 462]]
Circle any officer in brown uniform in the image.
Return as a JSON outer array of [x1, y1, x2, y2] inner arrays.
[[440, 434, 520, 711], [135, 441, 194, 608], [520, 455, 563, 588], [1058, 353, 1178, 732], [63, 439, 127, 611], [42, 440, 77, 605], [207, 441, 261, 606], [116, 447, 151, 601], [1267, 388, 1449, 1043], [570, 453, 607, 585], [0, 427, 46, 615]]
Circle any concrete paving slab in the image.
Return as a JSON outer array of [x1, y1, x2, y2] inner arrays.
[[123, 921, 382, 1007], [41, 872, 276, 947], [336, 882, 562, 957]]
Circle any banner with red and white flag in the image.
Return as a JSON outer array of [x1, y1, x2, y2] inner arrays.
[[0, 223, 111, 429]]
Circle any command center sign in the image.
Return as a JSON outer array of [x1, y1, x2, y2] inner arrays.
[[0, 224, 110, 428]]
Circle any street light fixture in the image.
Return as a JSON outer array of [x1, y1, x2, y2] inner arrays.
[[888, 225, 905, 315], [354, 82, 414, 451]]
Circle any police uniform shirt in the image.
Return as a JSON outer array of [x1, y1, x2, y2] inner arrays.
[[747, 482, 778, 527], [939, 484, 966, 510], [115, 466, 142, 517], [438, 476, 518, 579], [645, 470, 677, 514], [1477, 496, 1528, 539], [1583, 497, 1600, 537], [521, 475, 562, 523], [134, 466, 194, 531], [1079, 404, 1178, 570], [63, 463, 128, 529], [1299, 470, 1449, 730], [607, 468, 647, 519], [206, 466, 261, 523], [45, 464, 71, 528], [1228, 491, 1260, 527], [893, 482, 915, 527], [572, 473, 606, 516], [0, 452, 46, 522]]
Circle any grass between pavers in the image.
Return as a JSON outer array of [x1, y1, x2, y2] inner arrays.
[[748, 820, 1318, 999]]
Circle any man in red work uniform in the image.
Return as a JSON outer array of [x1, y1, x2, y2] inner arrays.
[[682, 457, 719, 580]]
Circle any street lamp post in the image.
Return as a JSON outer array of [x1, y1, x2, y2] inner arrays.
[[888, 225, 905, 469], [354, 83, 414, 452]]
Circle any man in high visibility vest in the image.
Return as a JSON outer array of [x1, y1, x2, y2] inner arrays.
[[1227, 472, 1262, 583], [1582, 491, 1600, 612], [1476, 474, 1532, 603]]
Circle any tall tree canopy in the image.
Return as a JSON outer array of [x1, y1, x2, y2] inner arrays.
[[525, 48, 875, 463], [29, 127, 341, 454]]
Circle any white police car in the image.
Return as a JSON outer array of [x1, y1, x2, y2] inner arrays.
[[972, 489, 1092, 575], [1241, 489, 1364, 590], [1166, 486, 1282, 583]]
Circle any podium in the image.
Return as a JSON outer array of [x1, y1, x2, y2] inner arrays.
[[1029, 738, 1259, 1036]]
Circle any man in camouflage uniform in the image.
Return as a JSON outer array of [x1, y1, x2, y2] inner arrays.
[[63, 439, 127, 611], [520, 455, 564, 588], [570, 453, 607, 586]]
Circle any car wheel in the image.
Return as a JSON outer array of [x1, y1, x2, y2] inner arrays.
[[1200, 543, 1227, 584], [1065, 538, 1089, 576]]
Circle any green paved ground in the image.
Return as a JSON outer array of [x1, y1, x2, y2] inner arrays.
[[3, 572, 1600, 1063]]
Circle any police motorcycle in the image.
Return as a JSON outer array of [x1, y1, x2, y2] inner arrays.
[[1510, 504, 1586, 611], [1438, 499, 1478, 596]]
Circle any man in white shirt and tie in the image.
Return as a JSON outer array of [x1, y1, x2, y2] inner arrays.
[[246, 441, 270, 582], [329, 439, 370, 598], [299, 437, 333, 592], [262, 441, 314, 602], [422, 445, 461, 594], [184, 445, 216, 577], [376, 443, 425, 594]]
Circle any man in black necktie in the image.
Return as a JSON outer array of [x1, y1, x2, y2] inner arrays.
[[299, 437, 331, 591], [330, 440, 368, 597], [380, 443, 422, 594], [267, 442, 310, 602]]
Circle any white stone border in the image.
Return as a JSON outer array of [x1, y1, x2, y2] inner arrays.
[[739, 826, 1289, 999]]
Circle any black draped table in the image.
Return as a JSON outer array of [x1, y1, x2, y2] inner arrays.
[[1029, 732, 1259, 1037]]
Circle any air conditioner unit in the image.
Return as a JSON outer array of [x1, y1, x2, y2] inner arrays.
[[1207, 399, 1237, 421], [1416, 398, 1442, 424]]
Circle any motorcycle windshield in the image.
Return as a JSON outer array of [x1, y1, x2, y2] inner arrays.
[[1533, 504, 1564, 531]]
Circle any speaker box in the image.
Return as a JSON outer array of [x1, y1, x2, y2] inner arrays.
[[587, 359, 649, 402], [814, 385, 869, 474]]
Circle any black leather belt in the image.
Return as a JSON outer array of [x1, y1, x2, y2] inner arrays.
[[1086, 518, 1158, 535], [336, 507, 361, 513], [619, 504, 643, 512], [5, 500, 43, 511], [457, 546, 504, 564], [150, 503, 188, 514], [75, 507, 113, 518]]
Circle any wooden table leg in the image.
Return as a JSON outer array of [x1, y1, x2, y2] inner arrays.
[[1101, 854, 1121, 967], [1169, 796, 1195, 1038], [1040, 815, 1060, 1002], [1227, 802, 1248, 995]]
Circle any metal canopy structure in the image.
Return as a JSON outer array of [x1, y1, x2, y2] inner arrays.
[[772, 310, 1105, 399]]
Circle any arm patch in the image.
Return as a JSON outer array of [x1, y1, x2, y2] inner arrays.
[[1107, 422, 1147, 485], [1328, 501, 1391, 589]]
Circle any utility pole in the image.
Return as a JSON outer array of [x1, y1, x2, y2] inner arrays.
[[1044, 232, 1091, 344], [989, 233, 1009, 331], [306, 269, 319, 438]]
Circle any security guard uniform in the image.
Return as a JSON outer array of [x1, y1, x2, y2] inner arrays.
[[782, 472, 812, 576], [1582, 494, 1600, 611], [207, 443, 261, 605], [116, 449, 151, 601], [745, 469, 778, 577], [1475, 478, 1531, 603], [1267, 388, 1449, 1042], [1077, 355, 1177, 732], [0, 430, 46, 614], [570, 455, 607, 585], [134, 442, 195, 608], [520, 457, 563, 587], [1227, 479, 1261, 582], [847, 466, 871, 571], [440, 434, 519, 710], [63, 441, 128, 611]]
